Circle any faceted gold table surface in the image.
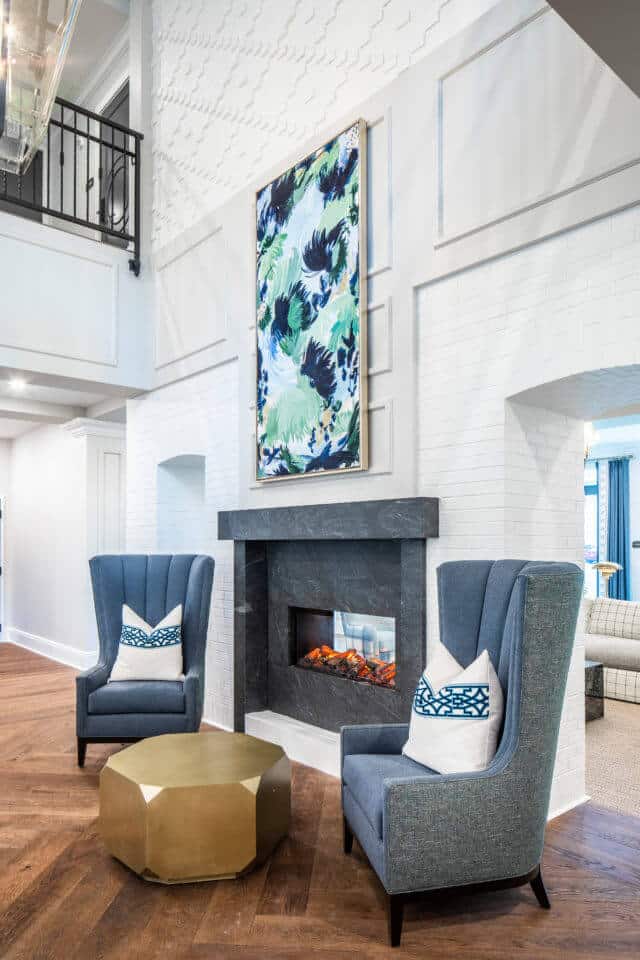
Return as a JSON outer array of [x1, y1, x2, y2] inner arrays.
[[98, 732, 291, 883]]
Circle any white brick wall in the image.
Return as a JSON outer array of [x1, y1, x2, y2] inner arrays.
[[415, 206, 640, 812], [125, 209, 637, 809], [126, 362, 239, 728], [130, 3, 640, 812]]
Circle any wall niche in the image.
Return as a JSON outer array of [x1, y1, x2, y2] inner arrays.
[[156, 454, 207, 553]]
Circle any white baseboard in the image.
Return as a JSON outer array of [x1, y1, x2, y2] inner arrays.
[[4, 629, 95, 671], [201, 713, 234, 732], [548, 794, 590, 821]]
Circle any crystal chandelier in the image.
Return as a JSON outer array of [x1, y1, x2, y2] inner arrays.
[[0, 0, 83, 175]]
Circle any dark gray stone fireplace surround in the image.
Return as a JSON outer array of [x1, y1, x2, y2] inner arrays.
[[218, 498, 439, 733]]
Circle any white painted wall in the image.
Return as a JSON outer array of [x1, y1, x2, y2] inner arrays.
[[0, 440, 11, 495], [0, 439, 11, 634], [126, 364, 238, 728], [124, 0, 640, 813], [0, 208, 152, 392], [4, 420, 126, 668], [416, 263, 589, 815], [5, 425, 91, 666]]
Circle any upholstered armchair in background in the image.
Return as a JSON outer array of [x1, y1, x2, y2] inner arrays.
[[341, 560, 583, 946], [76, 554, 214, 766]]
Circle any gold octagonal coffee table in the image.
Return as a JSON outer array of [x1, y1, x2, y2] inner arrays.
[[98, 732, 290, 883]]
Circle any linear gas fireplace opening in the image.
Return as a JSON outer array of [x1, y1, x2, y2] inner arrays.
[[292, 607, 397, 688]]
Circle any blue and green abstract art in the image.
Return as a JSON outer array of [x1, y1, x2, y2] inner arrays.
[[255, 120, 367, 481]]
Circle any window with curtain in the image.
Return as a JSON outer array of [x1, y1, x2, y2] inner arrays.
[[608, 457, 631, 600], [585, 457, 632, 599]]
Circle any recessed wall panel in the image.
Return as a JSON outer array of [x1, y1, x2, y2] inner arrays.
[[439, 9, 640, 241], [155, 230, 228, 368], [0, 229, 116, 365]]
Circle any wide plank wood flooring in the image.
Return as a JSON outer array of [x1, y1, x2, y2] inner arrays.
[[0, 642, 639, 959]]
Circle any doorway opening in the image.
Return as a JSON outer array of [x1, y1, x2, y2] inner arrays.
[[509, 367, 640, 820]]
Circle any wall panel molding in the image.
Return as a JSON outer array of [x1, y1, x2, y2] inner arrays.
[[368, 298, 393, 377], [436, 6, 640, 246], [155, 226, 230, 370], [366, 110, 393, 278], [366, 397, 394, 477], [0, 221, 118, 367], [405, 0, 640, 286]]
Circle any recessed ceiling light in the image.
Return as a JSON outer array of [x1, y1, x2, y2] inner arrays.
[[9, 376, 27, 392]]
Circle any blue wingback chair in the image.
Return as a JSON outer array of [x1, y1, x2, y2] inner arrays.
[[341, 560, 583, 946], [76, 554, 214, 766]]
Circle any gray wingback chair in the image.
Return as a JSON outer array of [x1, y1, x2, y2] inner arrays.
[[341, 560, 583, 946], [76, 554, 214, 766]]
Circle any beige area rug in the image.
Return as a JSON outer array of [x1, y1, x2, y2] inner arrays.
[[586, 698, 640, 817]]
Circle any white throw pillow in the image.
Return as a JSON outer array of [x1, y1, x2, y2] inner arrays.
[[109, 604, 184, 682], [403, 646, 504, 775]]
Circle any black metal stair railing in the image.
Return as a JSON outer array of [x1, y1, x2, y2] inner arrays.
[[0, 96, 144, 275]]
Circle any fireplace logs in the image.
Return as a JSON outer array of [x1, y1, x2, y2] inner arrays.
[[298, 644, 396, 688]]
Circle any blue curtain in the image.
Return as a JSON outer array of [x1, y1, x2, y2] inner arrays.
[[607, 458, 631, 600]]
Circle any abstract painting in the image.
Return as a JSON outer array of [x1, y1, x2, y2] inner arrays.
[[255, 119, 367, 481]]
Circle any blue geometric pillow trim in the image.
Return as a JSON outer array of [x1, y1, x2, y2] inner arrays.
[[412, 674, 489, 719], [120, 624, 181, 648]]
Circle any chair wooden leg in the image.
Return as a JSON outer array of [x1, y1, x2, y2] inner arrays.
[[387, 894, 404, 947], [530, 865, 551, 909], [77, 738, 87, 768], [343, 816, 353, 854]]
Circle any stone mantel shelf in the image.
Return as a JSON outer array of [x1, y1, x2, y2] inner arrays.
[[218, 497, 439, 542]]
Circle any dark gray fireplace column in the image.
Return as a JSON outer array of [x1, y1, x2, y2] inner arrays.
[[218, 498, 439, 733]]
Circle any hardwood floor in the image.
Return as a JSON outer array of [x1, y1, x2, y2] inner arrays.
[[0, 642, 639, 959]]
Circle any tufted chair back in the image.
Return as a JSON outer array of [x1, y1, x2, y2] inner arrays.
[[89, 554, 214, 676], [437, 559, 583, 768]]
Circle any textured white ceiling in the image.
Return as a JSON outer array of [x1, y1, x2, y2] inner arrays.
[[150, 0, 499, 248]]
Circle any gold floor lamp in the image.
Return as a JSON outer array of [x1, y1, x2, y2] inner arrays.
[[592, 561, 623, 598]]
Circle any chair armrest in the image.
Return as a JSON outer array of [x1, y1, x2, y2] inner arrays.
[[76, 662, 110, 737], [381, 760, 543, 892], [76, 662, 110, 699], [184, 666, 204, 726], [341, 724, 409, 769]]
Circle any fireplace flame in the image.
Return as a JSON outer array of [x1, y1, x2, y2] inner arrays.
[[298, 645, 396, 688]]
